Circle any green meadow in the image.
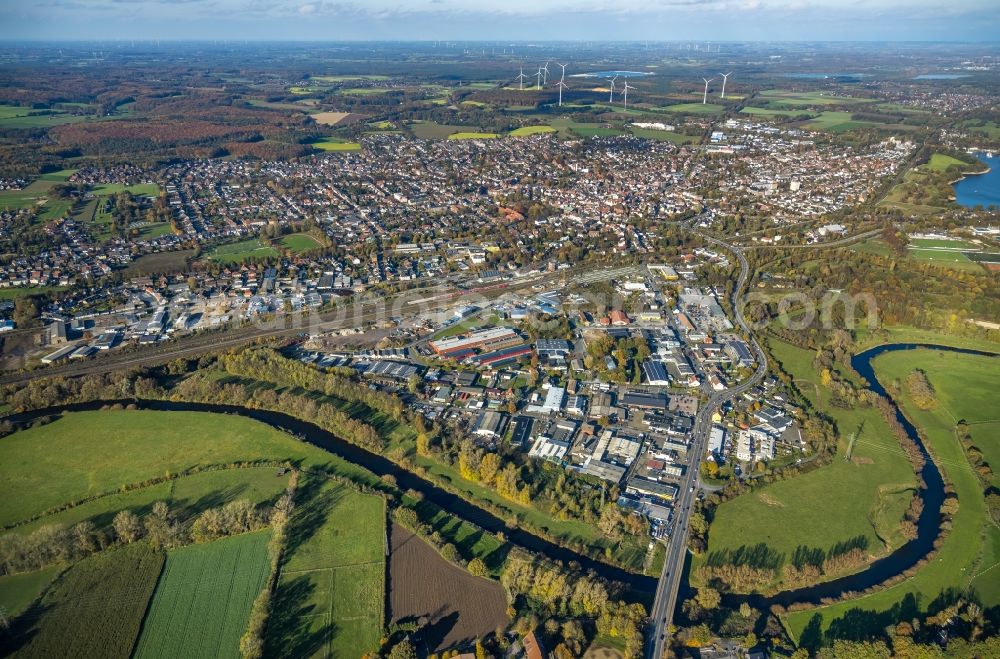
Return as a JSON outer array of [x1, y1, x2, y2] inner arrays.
[[696, 338, 917, 592], [786, 349, 1000, 642]]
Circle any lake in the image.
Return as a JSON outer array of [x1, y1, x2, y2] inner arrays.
[[572, 70, 653, 78], [954, 154, 1000, 209]]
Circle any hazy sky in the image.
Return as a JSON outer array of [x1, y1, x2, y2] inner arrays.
[[2, 0, 998, 41]]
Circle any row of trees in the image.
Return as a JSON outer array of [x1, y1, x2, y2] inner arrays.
[[0, 497, 275, 576]]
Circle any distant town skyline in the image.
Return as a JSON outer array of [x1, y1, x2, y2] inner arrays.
[[1, 0, 999, 42]]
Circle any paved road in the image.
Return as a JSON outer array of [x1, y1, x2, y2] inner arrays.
[[646, 232, 769, 659]]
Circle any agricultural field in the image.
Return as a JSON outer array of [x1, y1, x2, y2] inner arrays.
[[695, 338, 918, 592], [740, 106, 814, 118], [801, 111, 877, 133], [123, 249, 195, 276], [388, 524, 508, 653], [0, 104, 90, 129], [508, 125, 556, 137], [448, 132, 500, 140], [409, 121, 477, 140], [662, 102, 725, 114], [265, 482, 386, 658], [310, 111, 354, 125], [134, 531, 272, 659], [786, 349, 1000, 642], [962, 120, 1000, 140], [0, 410, 361, 526], [757, 90, 870, 107], [629, 127, 697, 144], [2, 543, 165, 659]]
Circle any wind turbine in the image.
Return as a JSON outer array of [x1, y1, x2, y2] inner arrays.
[[719, 72, 733, 99], [535, 67, 544, 90], [515, 66, 528, 91], [702, 77, 714, 105], [621, 81, 636, 110], [608, 75, 618, 103], [556, 63, 568, 107], [542, 60, 550, 85]]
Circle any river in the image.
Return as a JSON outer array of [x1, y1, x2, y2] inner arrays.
[[728, 343, 997, 611], [954, 154, 1000, 209], [7, 342, 995, 610]]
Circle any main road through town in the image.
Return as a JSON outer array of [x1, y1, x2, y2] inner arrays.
[[646, 232, 769, 659]]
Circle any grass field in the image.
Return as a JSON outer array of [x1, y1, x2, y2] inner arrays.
[[0, 179, 75, 222], [696, 338, 917, 592], [0, 104, 89, 129], [0, 566, 61, 617], [923, 154, 969, 172], [0, 285, 68, 300], [134, 531, 271, 659], [758, 90, 871, 107], [90, 183, 160, 197], [961, 120, 1000, 140], [311, 140, 361, 152], [629, 127, 698, 144], [4, 543, 164, 659], [13, 466, 290, 540], [509, 125, 556, 137], [662, 102, 724, 114], [0, 410, 373, 527], [447, 132, 500, 140], [265, 481, 385, 658], [786, 349, 1000, 642], [741, 106, 815, 118], [207, 238, 279, 263], [279, 232, 322, 252], [802, 111, 876, 133]]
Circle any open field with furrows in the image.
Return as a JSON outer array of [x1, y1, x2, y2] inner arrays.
[[694, 338, 918, 593], [265, 480, 386, 658], [0, 410, 370, 527], [1, 543, 165, 659], [786, 349, 1000, 643], [133, 531, 271, 659], [123, 249, 195, 276], [389, 523, 508, 653]]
